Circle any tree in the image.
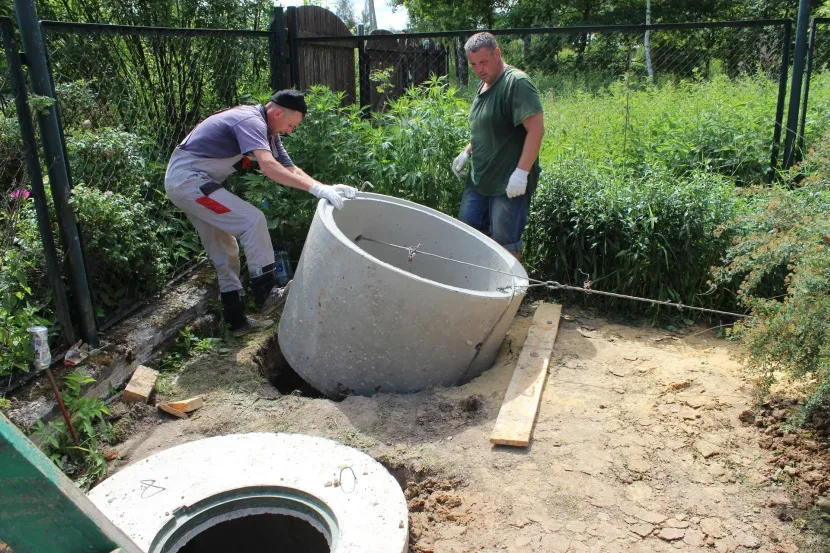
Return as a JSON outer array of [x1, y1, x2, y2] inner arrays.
[[392, 0, 509, 30], [359, 0, 372, 29], [335, 0, 358, 29]]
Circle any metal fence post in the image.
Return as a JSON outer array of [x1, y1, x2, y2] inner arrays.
[[455, 36, 468, 86], [797, 17, 818, 160], [783, 0, 812, 169], [357, 24, 370, 112], [1, 17, 75, 347], [269, 6, 287, 92], [769, 20, 792, 180], [286, 6, 300, 89], [12, 0, 97, 346]]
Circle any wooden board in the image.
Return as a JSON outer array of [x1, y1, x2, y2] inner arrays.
[[157, 403, 188, 419], [167, 395, 204, 413], [490, 303, 562, 447], [122, 365, 158, 404]]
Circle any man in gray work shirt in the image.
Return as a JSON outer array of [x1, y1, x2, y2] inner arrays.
[[165, 90, 356, 336]]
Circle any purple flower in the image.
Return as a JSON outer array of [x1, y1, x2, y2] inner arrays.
[[10, 188, 31, 200]]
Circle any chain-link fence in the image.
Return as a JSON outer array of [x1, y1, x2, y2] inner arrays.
[[0, 24, 28, 257], [321, 21, 790, 185], [1, 16, 76, 390], [800, 18, 830, 155], [40, 23, 274, 327]]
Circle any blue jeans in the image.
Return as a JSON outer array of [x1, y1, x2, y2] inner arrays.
[[458, 186, 534, 254]]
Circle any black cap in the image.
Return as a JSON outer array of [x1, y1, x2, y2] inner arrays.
[[270, 89, 307, 115]]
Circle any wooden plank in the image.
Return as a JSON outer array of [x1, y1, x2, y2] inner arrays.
[[167, 395, 204, 413], [490, 303, 562, 447], [122, 365, 158, 404], [158, 403, 188, 419]]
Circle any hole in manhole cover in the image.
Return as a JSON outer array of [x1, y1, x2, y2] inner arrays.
[[255, 334, 326, 399], [177, 513, 330, 553]]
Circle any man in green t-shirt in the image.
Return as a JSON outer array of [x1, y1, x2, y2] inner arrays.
[[452, 32, 545, 261]]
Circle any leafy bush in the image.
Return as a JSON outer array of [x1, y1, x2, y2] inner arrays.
[[287, 77, 469, 212], [55, 80, 100, 129], [68, 184, 172, 315], [526, 160, 743, 315], [363, 76, 470, 212], [0, 112, 24, 194], [714, 132, 830, 417], [66, 128, 153, 197], [0, 243, 49, 378], [239, 78, 470, 258]]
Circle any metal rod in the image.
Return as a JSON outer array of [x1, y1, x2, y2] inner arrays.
[[45, 369, 79, 446], [0, 17, 76, 347], [357, 24, 370, 112], [41, 19, 270, 37], [295, 19, 790, 44], [268, 6, 287, 92], [286, 6, 300, 89], [545, 282, 752, 319], [783, 0, 812, 169], [797, 17, 818, 160], [770, 20, 792, 179], [13, 0, 98, 347]]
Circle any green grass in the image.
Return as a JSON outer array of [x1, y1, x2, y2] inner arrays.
[[539, 74, 784, 185]]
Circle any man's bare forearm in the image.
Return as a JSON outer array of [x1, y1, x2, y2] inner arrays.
[[517, 113, 544, 172]]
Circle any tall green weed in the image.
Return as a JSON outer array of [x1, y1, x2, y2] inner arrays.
[[541, 75, 783, 184], [525, 160, 743, 314], [239, 77, 469, 257]]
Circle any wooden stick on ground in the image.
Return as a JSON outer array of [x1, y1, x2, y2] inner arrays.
[[490, 303, 562, 447]]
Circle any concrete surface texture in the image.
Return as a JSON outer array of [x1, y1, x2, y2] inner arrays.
[[87, 433, 408, 553], [279, 192, 528, 397]]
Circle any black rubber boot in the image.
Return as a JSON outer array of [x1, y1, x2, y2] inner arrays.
[[250, 264, 278, 308], [221, 289, 274, 337], [220, 289, 247, 331]]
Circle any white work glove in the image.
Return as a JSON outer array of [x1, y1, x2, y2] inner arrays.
[[452, 150, 470, 179], [505, 168, 528, 198], [309, 182, 356, 209], [332, 184, 357, 199]]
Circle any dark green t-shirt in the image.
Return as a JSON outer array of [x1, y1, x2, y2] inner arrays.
[[468, 66, 544, 196]]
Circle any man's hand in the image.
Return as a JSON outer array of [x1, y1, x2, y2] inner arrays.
[[506, 168, 528, 198], [452, 150, 470, 179], [309, 182, 356, 209], [331, 184, 357, 199]]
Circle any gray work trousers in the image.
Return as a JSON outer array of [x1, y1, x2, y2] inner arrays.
[[164, 148, 275, 293]]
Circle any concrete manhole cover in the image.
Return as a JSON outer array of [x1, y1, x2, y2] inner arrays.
[[88, 433, 408, 553]]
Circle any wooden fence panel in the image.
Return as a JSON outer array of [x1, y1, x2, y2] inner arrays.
[[289, 6, 356, 104]]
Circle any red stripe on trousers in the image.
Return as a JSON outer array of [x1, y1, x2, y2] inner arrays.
[[195, 196, 231, 214]]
